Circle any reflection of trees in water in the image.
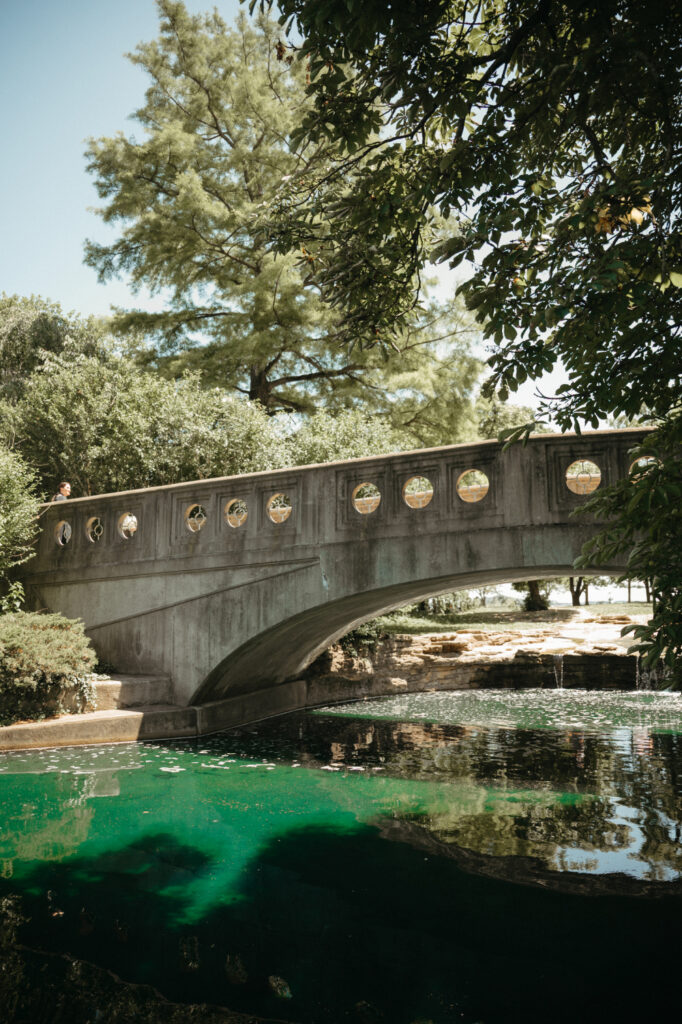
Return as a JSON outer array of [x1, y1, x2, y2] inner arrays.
[[0, 772, 121, 875], [235, 714, 682, 879]]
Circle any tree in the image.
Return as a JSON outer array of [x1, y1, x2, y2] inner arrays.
[[4, 354, 288, 496], [577, 424, 682, 676], [0, 447, 40, 584], [476, 399, 546, 441], [264, 0, 681, 404], [4, 349, 414, 499], [85, 1, 480, 426], [568, 577, 588, 608], [85, 1, 347, 413], [512, 580, 551, 612], [0, 294, 106, 405], [286, 407, 401, 465], [263, 0, 682, 680], [139, 288, 483, 445]]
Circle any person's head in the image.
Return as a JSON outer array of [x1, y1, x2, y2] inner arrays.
[[58, 482, 71, 498]]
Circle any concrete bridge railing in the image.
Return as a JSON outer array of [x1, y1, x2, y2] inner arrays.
[[23, 429, 648, 712]]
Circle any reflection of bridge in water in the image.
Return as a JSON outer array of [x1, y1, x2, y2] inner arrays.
[[24, 429, 647, 730]]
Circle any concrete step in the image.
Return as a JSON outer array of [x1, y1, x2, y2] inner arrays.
[[0, 704, 197, 751], [93, 675, 173, 710]]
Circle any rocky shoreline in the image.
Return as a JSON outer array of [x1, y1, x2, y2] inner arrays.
[[304, 613, 654, 693]]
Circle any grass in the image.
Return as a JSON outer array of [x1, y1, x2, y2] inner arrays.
[[372, 602, 653, 636]]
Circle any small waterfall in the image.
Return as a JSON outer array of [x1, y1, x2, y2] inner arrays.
[[637, 656, 674, 691], [552, 654, 564, 690]]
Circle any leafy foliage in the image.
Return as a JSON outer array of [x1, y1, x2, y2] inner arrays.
[[577, 417, 682, 682], [2, 348, 415, 498], [338, 618, 388, 656], [512, 580, 550, 612], [4, 353, 288, 496], [85, 2, 481, 432], [85, 2, 351, 413], [476, 399, 547, 441], [263, 0, 682, 676], [263, 0, 681, 424], [0, 294, 108, 405], [0, 581, 26, 615], [286, 408, 400, 465], [0, 446, 40, 577], [368, 297, 482, 447], [0, 612, 97, 726]]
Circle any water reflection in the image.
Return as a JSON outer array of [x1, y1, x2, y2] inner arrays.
[[225, 696, 682, 886]]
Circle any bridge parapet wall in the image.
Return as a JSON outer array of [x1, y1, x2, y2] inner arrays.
[[32, 429, 645, 569]]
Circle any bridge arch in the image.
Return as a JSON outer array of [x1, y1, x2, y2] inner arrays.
[[194, 563, 594, 705], [23, 429, 647, 709]]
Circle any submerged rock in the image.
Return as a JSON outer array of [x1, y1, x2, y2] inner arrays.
[[225, 953, 248, 985], [267, 974, 292, 999]]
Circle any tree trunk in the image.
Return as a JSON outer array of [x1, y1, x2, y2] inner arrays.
[[644, 578, 652, 602], [568, 576, 585, 607], [526, 580, 548, 611], [249, 366, 273, 409]]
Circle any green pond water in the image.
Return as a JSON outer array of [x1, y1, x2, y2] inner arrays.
[[2, 688, 682, 1022]]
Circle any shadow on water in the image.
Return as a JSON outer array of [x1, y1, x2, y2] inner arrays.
[[1, 823, 681, 1024]]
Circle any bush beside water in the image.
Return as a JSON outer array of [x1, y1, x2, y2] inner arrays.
[[0, 613, 96, 726]]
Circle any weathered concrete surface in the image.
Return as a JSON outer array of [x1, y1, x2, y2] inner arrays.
[[93, 674, 173, 710], [0, 706, 197, 751], [22, 429, 649, 707]]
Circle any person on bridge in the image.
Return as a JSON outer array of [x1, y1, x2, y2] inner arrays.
[[52, 481, 71, 502]]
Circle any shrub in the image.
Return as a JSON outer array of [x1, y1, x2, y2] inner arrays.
[[8, 357, 289, 496], [0, 612, 97, 726], [338, 618, 389, 657]]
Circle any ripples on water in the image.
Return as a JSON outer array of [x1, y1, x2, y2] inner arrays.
[[1, 689, 681, 1022], [316, 687, 682, 733]]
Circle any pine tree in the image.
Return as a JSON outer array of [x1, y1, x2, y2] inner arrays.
[[85, 2, 480, 432]]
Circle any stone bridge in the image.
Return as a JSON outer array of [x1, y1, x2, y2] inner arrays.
[[24, 429, 647, 729]]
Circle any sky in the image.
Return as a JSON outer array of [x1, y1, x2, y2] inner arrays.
[[0, 0, 563, 410], [0, 0, 242, 317]]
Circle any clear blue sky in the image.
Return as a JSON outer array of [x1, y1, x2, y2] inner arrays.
[[0, 0, 242, 318]]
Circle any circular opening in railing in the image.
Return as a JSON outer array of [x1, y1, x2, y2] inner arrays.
[[185, 504, 207, 533], [267, 493, 292, 524], [402, 475, 434, 509], [118, 513, 138, 540], [54, 521, 72, 546], [352, 482, 381, 515], [85, 516, 104, 543], [629, 456, 658, 477], [565, 459, 601, 495], [224, 498, 248, 528], [456, 470, 489, 503]]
